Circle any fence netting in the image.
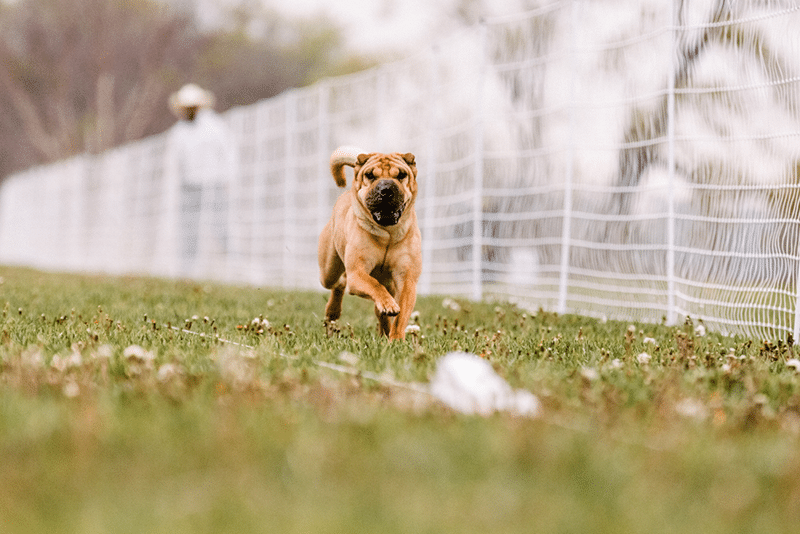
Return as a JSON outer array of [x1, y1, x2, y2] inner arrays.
[[2, 0, 800, 339]]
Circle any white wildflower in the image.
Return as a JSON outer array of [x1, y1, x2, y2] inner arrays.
[[50, 349, 82, 372], [442, 298, 461, 312], [694, 324, 707, 337], [123, 345, 156, 373], [63, 381, 80, 399], [405, 324, 421, 335], [580, 367, 599, 382], [636, 352, 652, 365], [409, 310, 421, 324], [251, 317, 270, 330], [610, 358, 623, 369], [786, 359, 800, 372], [643, 337, 657, 345], [157, 363, 182, 383], [123, 344, 153, 361]]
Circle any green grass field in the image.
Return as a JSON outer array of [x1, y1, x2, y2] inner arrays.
[[2, 266, 800, 533]]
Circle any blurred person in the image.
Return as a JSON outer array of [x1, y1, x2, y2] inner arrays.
[[162, 83, 237, 280]]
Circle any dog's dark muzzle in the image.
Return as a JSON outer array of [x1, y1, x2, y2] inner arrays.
[[366, 179, 405, 227]]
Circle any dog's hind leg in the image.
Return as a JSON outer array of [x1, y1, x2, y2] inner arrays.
[[325, 274, 346, 321]]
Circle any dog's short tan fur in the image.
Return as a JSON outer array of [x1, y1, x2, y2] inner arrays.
[[318, 146, 422, 340]]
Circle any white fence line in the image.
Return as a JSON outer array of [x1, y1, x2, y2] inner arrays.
[[2, 0, 800, 340]]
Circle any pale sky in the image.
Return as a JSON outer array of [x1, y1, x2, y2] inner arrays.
[[267, 0, 531, 53], [175, 0, 532, 55], [274, 0, 458, 52]]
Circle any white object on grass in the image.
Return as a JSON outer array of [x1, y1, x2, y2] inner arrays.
[[429, 352, 541, 417]]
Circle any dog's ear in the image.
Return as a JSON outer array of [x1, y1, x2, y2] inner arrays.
[[402, 153, 415, 166], [356, 153, 371, 165]]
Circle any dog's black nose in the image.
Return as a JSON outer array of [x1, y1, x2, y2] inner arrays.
[[375, 179, 396, 197]]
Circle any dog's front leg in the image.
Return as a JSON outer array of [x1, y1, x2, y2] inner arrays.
[[346, 268, 400, 317], [388, 277, 417, 340]]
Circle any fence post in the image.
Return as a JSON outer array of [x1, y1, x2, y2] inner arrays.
[[317, 81, 331, 235], [419, 47, 440, 295], [249, 107, 264, 286], [471, 21, 488, 302], [557, 0, 577, 315], [284, 91, 297, 288], [666, 0, 679, 326]]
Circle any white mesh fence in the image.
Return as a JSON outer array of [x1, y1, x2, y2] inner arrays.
[[2, 0, 800, 339]]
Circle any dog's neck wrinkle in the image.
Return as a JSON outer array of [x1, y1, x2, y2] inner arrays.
[[351, 192, 412, 242]]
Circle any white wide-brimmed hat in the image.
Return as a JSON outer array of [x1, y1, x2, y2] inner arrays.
[[169, 83, 216, 117]]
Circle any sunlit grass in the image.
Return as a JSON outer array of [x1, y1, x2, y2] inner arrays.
[[2, 266, 800, 533]]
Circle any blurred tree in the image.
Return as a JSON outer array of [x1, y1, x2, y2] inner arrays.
[[0, 0, 368, 179], [0, 0, 201, 172]]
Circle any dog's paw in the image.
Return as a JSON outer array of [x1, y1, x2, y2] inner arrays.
[[324, 319, 341, 337], [377, 298, 400, 316]]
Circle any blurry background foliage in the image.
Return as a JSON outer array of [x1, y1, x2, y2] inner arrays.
[[0, 0, 378, 180]]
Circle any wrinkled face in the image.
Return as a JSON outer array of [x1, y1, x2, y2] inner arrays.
[[353, 152, 417, 227]]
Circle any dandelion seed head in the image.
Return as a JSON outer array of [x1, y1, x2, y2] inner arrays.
[[636, 352, 652, 365], [580, 367, 599, 381], [251, 317, 270, 329], [123, 345, 155, 363], [405, 324, 421, 335], [442, 298, 461, 312], [695, 324, 707, 337]]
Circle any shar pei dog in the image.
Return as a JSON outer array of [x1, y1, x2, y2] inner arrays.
[[318, 146, 421, 340]]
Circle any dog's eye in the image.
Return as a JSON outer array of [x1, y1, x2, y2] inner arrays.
[[364, 171, 376, 181], [396, 171, 407, 180]]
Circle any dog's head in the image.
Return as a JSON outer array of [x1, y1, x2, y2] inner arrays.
[[353, 152, 417, 227]]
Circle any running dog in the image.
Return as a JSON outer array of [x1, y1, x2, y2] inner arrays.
[[318, 146, 421, 340]]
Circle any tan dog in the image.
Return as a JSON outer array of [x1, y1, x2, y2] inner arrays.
[[318, 146, 422, 340]]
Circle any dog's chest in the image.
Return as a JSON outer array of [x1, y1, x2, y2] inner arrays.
[[370, 264, 394, 288]]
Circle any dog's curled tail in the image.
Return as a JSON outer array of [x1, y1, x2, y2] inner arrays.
[[330, 146, 365, 187]]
